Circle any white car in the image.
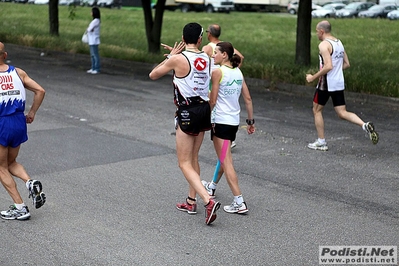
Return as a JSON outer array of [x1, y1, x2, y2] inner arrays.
[[312, 3, 346, 18], [387, 8, 399, 20], [34, 0, 49, 4], [287, 1, 322, 14]]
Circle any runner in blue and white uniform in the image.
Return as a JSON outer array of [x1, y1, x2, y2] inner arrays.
[[0, 42, 46, 220]]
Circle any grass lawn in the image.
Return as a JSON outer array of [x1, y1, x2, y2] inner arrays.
[[0, 3, 398, 97]]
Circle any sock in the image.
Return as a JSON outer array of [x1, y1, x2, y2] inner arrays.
[[318, 138, 326, 144], [362, 123, 367, 131], [208, 182, 217, 190], [234, 195, 244, 205], [25, 180, 31, 190], [14, 203, 26, 210]]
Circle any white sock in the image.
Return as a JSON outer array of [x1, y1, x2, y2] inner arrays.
[[209, 182, 217, 190], [318, 138, 326, 144], [25, 180, 31, 190], [234, 195, 244, 205], [362, 123, 367, 131], [14, 203, 26, 210]]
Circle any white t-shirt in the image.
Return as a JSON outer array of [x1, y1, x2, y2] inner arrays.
[[87, 18, 100, 45]]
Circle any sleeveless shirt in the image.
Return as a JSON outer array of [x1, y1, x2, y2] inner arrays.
[[0, 65, 26, 116], [211, 65, 243, 125], [317, 38, 345, 92], [173, 51, 210, 106]]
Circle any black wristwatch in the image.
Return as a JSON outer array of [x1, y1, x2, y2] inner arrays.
[[246, 119, 255, 125]]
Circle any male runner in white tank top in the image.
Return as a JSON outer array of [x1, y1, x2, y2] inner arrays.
[[305, 20, 378, 151]]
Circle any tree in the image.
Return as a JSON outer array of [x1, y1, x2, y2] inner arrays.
[[142, 0, 166, 54], [295, 0, 312, 66], [49, 0, 59, 36]]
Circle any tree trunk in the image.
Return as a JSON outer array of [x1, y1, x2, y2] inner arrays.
[[295, 0, 311, 66], [142, 0, 166, 54], [49, 0, 59, 36]]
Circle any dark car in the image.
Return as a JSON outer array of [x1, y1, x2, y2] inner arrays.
[[336, 1, 375, 18], [358, 4, 397, 18]]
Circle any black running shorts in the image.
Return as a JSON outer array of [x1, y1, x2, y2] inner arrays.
[[211, 123, 239, 141], [176, 102, 211, 136], [313, 89, 346, 107]]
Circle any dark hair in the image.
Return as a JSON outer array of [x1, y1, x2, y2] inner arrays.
[[183, 23, 203, 45], [92, 7, 101, 19], [216, 42, 241, 68], [208, 24, 221, 38]]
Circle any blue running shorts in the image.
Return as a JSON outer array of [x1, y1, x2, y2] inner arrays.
[[0, 113, 28, 148]]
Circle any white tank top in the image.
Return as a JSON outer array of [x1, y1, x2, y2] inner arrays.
[[0, 65, 26, 116], [211, 65, 243, 125], [317, 38, 345, 92], [207, 42, 220, 72], [173, 51, 210, 106]]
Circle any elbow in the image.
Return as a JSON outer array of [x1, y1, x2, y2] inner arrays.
[[149, 73, 156, 80]]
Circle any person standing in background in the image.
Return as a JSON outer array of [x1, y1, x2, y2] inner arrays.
[[0, 42, 46, 220], [86, 7, 101, 74]]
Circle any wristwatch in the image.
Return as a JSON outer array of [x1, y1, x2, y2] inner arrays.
[[246, 119, 255, 125]]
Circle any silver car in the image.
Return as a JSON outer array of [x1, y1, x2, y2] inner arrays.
[[335, 1, 375, 18], [312, 3, 346, 18], [387, 8, 399, 19], [358, 4, 397, 18]]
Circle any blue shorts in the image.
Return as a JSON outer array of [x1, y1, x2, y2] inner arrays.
[[0, 113, 28, 148]]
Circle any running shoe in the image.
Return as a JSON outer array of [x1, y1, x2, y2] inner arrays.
[[201, 180, 216, 198], [223, 201, 248, 214], [365, 122, 379, 144], [1, 205, 31, 220], [231, 141, 237, 149], [176, 199, 197, 214], [307, 140, 328, 151], [205, 199, 220, 225], [27, 180, 46, 209]]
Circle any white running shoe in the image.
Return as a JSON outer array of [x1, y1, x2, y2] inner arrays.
[[87, 69, 93, 73], [1, 205, 31, 220], [223, 201, 248, 214], [201, 180, 216, 198], [307, 140, 328, 151], [231, 141, 236, 149], [27, 180, 46, 209]]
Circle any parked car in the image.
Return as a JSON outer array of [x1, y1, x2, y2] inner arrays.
[[287, 1, 322, 14], [80, 0, 96, 6], [97, 0, 121, 8], [358, 4, 397, 18], [335, 1, 375, 18], [312, 3, 346, 18], [34, 0, 49, 4], [59, 0, 80, 5], [387, 7, 399, 19]]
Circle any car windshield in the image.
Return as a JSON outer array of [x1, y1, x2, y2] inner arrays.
[[321, 4, 334, 9], [368, 5, 383, 11], [345, 3, 359, 9]]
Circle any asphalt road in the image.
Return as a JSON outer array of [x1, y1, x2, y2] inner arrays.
[[0, 44, 398, 266]]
